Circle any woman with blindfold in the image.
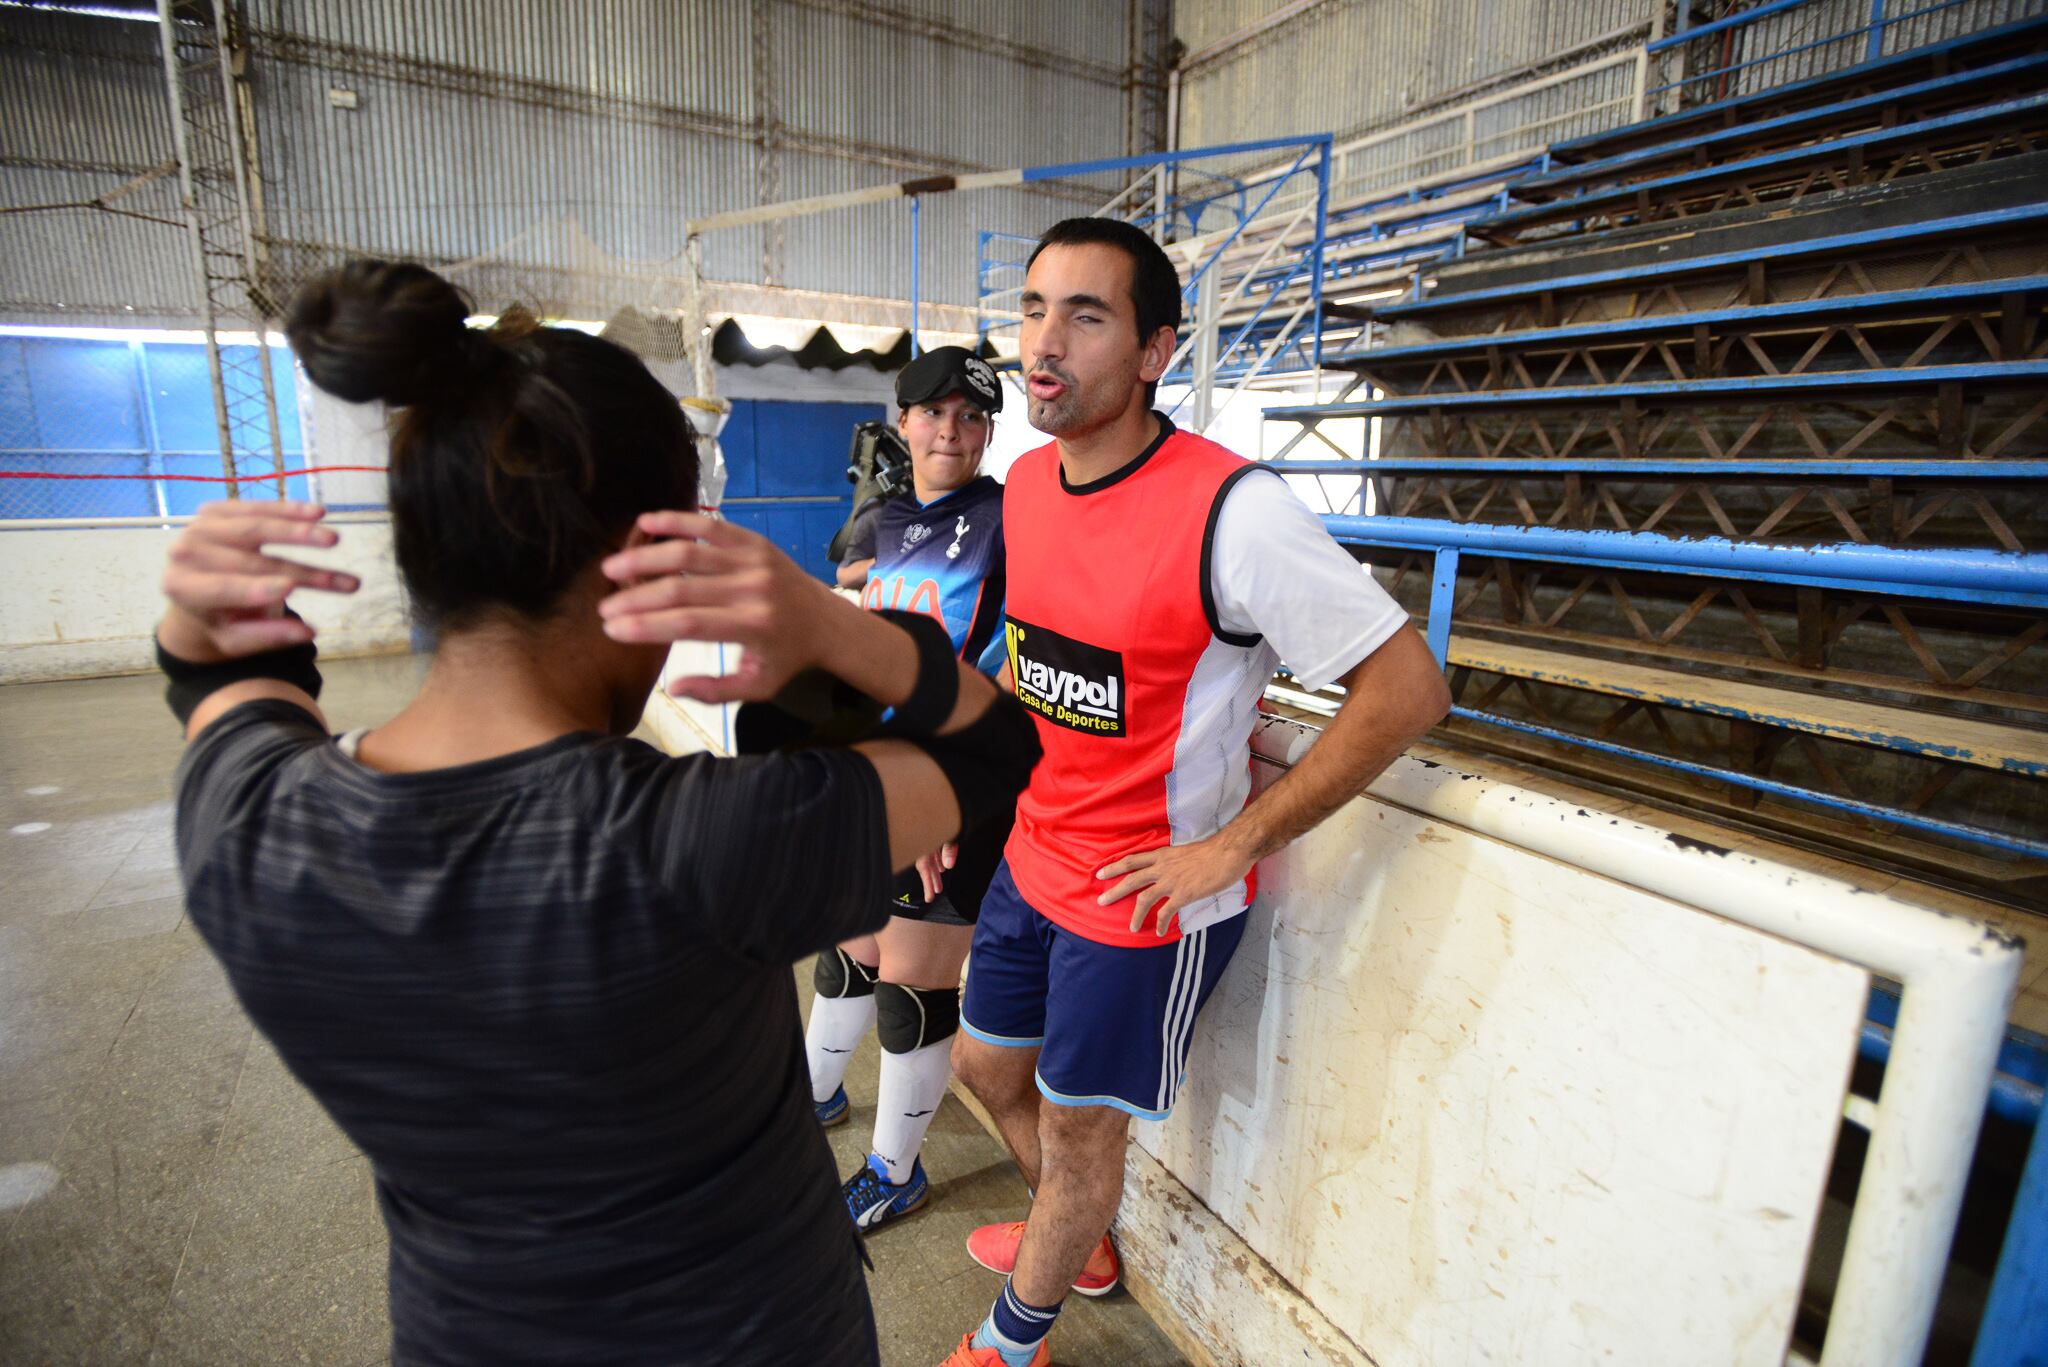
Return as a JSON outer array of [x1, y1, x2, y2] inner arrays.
[[804, 345, 1018, 1234]]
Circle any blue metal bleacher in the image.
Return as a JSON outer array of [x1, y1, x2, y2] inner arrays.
[[1512, 51, 2048, 202], [1361, 202, 2048, 321], [1266, 360, 2048, 421], [1336, 275, 2048, 372], [1246, 16, 2048, 1361], [1546, 12, 2048, 165], [1262, 17, 2048, 867], [1265, 457, 2048, 479], [1470, 90, 2048, 240]]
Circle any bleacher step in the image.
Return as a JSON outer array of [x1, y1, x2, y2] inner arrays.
[[1447, 637, 2048, 775]]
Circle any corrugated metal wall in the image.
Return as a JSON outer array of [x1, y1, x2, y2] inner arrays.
[[0, 0, 1137, 327], [1177, 0, 1657, 154], [0, 10, 192, 323], [1663, 0, 2043, 99], [12, 0, 2036, 331]]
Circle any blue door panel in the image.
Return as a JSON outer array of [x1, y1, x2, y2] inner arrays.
[[720, 399, 880, 583], [718, 402, 760, 500], [749, 400, 874, 498]]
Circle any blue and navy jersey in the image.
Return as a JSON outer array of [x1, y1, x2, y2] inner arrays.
[[860, 475, 1006, 676]]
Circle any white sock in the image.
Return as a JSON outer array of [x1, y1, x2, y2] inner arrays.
[[804, 993, 876, 1104], [871, 1035, 953, 1183]]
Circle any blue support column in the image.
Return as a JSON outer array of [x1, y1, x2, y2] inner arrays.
[[1972, 1110, 2048, 1366], [974, 229, 989, 353], [909, 195, 921, 357], [1426, 546, 1459, 666], [1310, 135, 1332, 370], [1868, 0, 1888, 61]]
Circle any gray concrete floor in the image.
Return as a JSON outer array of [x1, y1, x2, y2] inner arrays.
[[0, 656, 1183, 1366]]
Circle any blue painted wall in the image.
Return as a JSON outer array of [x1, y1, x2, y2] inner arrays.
[[0, 335, 307, 519], [718, 398, 879, 583]]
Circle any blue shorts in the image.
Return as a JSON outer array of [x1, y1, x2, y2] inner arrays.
[[960, 860, 1248, 1122]]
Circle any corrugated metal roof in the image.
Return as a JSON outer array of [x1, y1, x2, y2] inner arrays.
[[772, 6, 1123, 173]]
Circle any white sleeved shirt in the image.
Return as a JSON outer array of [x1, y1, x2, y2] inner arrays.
[[1209, 469, 1410, 690]]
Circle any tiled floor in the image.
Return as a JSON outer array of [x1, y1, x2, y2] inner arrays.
[[0, 658, 1183, 1366]]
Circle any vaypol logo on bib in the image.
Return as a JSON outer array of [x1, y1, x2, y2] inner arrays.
[[1005, 618, 1126, 737]]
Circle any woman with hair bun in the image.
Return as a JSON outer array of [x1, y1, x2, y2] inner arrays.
[[152, 259, 1038, 1366]]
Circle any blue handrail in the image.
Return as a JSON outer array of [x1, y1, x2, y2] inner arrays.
[[1307, 515, 2048, 858], [1648, 0, 1984, 97], [1651, 0, 1818, 53], [1320, 516, 2048, 608]]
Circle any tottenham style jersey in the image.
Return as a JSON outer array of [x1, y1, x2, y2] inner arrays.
[[860, 475, 1007, 676]]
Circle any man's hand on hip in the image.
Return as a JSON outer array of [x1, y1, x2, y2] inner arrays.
[[1095, 835, 1253, 938]]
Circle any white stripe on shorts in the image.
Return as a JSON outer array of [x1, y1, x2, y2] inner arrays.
[[1164, 927, 1208, 1113], [1155, 934, 1196, 1114]]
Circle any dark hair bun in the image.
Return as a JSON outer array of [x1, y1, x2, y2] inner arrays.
[[285, 259, 476, 407]]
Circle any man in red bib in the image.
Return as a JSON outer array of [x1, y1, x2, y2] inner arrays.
[[936, 218, 1450, 1367]]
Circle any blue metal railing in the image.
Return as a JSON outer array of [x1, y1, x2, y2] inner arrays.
[[974, 228, 1041, 355], [1310, 515, 2048, 859], [1649, 0, 1986, 99]]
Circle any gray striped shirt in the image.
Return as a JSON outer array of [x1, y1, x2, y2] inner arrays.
[[174, 700, 890, 1365]]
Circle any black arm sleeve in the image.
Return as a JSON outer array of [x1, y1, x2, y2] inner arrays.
[[158, 626, 323, 727]]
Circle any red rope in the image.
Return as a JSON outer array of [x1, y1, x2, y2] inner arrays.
[[0, 466, 388, 482]]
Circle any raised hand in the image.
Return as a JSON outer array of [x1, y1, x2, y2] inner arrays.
[[598, 511, 846, 705], [159, 500, 359, 660]]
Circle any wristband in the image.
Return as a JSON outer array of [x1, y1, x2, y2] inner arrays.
[[731, 609, 961, 755], [870, 609, 960, 736], [157, 614, 322, 726]]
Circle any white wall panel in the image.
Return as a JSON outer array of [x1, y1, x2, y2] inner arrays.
[[1136, 735, 1868, 1364]]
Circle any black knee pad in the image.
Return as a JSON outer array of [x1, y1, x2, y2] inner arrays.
[[876, 981, 960, 1054], [814, 946, 878, 1000]]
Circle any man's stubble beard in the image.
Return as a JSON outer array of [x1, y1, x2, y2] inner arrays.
[[1026, 358, 1140, 437], [1026, 389, 1083, 434]]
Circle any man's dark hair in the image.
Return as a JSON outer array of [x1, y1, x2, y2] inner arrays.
[[287, 259, 698, 628], [1027, 217, 1183, 405]]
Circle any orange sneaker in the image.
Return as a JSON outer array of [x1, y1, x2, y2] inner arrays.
[[964, 1219, 1121, 1297], [937, 1332, 1050, 1367]]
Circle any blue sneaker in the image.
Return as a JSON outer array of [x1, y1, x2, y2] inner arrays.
[[815, 1086, 849, 1128], [843, 1152, 929, 1231]]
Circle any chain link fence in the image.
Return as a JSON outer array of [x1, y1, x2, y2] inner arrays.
[[0, 330, 326, 521]]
